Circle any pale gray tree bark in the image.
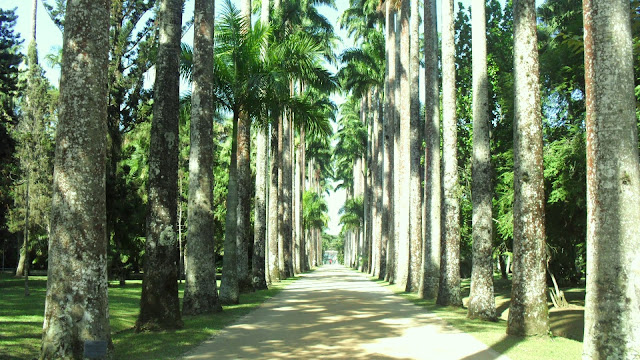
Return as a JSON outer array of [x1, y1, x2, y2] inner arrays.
[[394, 0, 410, 290], [40, 0, 112, 357], [407, 0, 422, 293], [507, 0, 549, 336], [437, 0, 462, 307], [252, 0, 269, 291], [268, 122, 280, 282], [383, 3, 396, 283], [182, 0, 222, 315], [468, 0, 496, 321], [372, 89, 383, 278], [137, 0, 184, 331], [236, 0, 253, 293], [280, 110, 294, 278], [583, 0, 640, 357], [420, 0, 441, 300], [220, 112, 240, 304]]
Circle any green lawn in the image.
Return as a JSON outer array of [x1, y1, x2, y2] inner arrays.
[[0, 273, 294, 360], [371, 274, 584, 360]]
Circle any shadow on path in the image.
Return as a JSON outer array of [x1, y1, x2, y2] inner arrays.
[[183, 266, 511, 360]]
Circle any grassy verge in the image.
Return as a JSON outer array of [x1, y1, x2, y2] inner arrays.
[[0, 273, 296, 360], [367, 275, 583, 360]]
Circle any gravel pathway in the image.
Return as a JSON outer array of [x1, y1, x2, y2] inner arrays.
[[183, 265, 510, 360]]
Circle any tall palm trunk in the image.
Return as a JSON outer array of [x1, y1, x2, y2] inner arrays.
[[468, 0, 496, 321], [583, 1, 640, 357], [237, 108, 253, 292], [257, 0, 271, 288], [137, 0, 184, 330], [41, 0, 112, 356], [220, 111, 240, 305], [420, 0, 441, 300], [394, 0, 411, 290], [407, 0, 422, 293], [280, 110, 294, 278], [268, 121, 280, 282], [236, 0, 253, 293], [437, 0, 462, 307], [383, 2, 396, 283], [373, 88, 385, 279], [183, 0, 222, 315], [507, 0, 549, 336]]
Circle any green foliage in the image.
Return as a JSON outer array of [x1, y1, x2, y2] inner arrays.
[[302, 191, 329, 231], [322, 233, 344, 263], [339, 196, 364, 233], [0, 273, 294, 359], [7, 42, 57, 269]]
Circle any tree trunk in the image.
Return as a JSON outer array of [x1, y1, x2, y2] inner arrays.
[[137, 0, 184, 331], [583, 0, 640, 357], [236, 109, 253, 292], [407, 0, 422, 293], [507, 0, 549, 336], [40, 0, 112, 357], [253, 121, 268, 289], [420, 0, 441, 300], [372, 89, 383, 279], [383, 2, 396, 283], [220, 110, 241, 304], [280, 110, 294, 278], [437, 0, 462, 307], [468, 0, 496, 321], [182, 0, 222, 315], [268, 122, 280, 282]]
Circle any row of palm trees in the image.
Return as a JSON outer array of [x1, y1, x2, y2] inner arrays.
[[39, 0, 338, 357], [335, 0, 639, 358]]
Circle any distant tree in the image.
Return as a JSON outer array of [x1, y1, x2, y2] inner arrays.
[[40, 0, 112, 357], [0, 8, 23, 259]]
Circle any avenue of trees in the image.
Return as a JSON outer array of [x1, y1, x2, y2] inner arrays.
[[0, 0, 639, 359], [336, 0, 639, 358]]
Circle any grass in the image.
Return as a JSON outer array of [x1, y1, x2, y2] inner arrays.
[[368, 273, 584, 360], [0, 272, 295, 360]]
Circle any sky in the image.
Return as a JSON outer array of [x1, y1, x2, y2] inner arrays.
[[4, 0, 545, 237]]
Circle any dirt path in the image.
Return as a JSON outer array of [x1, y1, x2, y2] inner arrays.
[[183, 266, 509, 360]]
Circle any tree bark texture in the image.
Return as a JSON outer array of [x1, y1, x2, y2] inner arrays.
[[372, 89, 383, 279], [393, 0, 410, 290], [407, 0, 422, 293], [236, 109, 253, 292], [40, 0, 112, 357], [268, 123, 280, 282], [468, 0, 496, 321], [507, 0, 549, 336], [253, 121, 268, 289], [437, 0, 462, 307], [583, 0, 640, 358], [420, 0, 441, 300], [183, 0, 222, 316], [137, 0, 184, 331], [220, 113, 240, 305], [280, 111, 294, 278], [383, 3, 396, 283]]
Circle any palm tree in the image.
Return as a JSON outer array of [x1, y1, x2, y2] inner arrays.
[[407, 0, 422, 293], [137, 0, 184, 330], [437, 0, 462, 307], [182, 0, 222, 315], [383, 0, 396, 283], [507, 0, 549, 336], [41, 0, 112, 356], [582, 0, 640, 357], [420, 0, 441, 300]]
